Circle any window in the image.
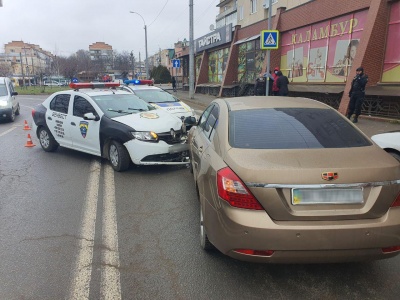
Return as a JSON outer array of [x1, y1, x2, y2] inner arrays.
[[204, 105, 219, 141], [239, 6, 244, 20], [49, 94, 70, 114], [73, 96, 96, 118], [229, 108, 371, 149], [199, 105, 214, 130], [250, 0, 257, 14]]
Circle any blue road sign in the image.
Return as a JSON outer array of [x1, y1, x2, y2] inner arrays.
[[172, 59, 181, 68], [261, 30, 279, 50]]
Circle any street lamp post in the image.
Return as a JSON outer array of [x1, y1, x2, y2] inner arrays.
[[130, 11, 149, 79]]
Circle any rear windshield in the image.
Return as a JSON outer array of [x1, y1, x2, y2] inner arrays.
[[229, 108, 372, 149]]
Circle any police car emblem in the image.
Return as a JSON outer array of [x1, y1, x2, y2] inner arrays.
[[140, 112, 159, 119], [79, 121, 89, 138]]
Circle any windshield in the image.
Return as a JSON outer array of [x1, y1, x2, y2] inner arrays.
[[92, 93, 155, 118], [133, 89, 179, 103], [229, 108, 372, 149], [0, 84, 8, 97]]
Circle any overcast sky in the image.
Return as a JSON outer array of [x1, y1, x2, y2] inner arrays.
[[0, 0, 219, 57]]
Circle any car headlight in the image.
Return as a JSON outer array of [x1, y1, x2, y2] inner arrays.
[[131, 131, 158, 142], [0, 100, 8, 107]]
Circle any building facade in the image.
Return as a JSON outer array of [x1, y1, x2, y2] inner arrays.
[[193, 0, 400, 119]]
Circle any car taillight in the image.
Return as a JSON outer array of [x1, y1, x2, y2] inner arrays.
[[31, 109, 35, 118], [390, 192, 400, 207], [234, 249, 274, 256], [217, 167, 263, 210], [382, 245, 400, 253]]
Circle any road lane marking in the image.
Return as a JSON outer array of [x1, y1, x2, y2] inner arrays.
[[101, 164, 121, 299], [0, 127, 17, 137], [69, 159, 101, 300]]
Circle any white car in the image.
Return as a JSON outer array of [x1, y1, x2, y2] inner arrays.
[[0, 77, 20, 122], [119, 80, 196, 127], [371, 131, 400, 161], [31, 82, 195, 171]]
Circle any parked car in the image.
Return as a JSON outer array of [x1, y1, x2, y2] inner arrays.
[[371, 131, 400, 161], [119, 79, 196, 129], [32, 82, 194, 171], [44, 80, 62, 86], [188, 96, 400, 263], [0, 77, 20, 122]]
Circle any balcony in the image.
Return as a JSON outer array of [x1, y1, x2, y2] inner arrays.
[[216, 3, 237, 21]]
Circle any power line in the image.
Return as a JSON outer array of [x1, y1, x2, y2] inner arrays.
[[148, 0, 170, 27]]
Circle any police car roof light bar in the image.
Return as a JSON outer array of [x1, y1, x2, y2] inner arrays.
[[69, 82, 120, 90], [123, 79, 154, 85]]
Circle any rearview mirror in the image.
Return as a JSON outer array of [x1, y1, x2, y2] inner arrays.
[[184, 116, 197, 125]]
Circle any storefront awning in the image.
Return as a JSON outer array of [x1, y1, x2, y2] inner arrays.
[[234, 34, 261, 45], [289, 84, 345, 94], [365, 85, 400, 96]]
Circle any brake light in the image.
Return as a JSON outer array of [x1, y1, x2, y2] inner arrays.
[[390, 192, 400, 207], [31, 109, 35, 118], [217, 167, 263, 210], [382, 245, 400, 253], [69, 82, 120, 89], [234, 249, 274, 256], [123, 79, 154, 85]]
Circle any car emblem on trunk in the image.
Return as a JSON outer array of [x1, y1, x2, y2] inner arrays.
[[321, 172, 338, 181]]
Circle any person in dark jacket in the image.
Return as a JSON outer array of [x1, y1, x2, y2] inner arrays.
[[276, 71, 289, 96], [347, 66, 368, 123], [171, 76, 177, 92], [254, 73, 266, 96]]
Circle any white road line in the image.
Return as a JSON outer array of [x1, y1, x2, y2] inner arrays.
[[0, 127, 17, 137], [68, 159, 101, 300], [101, 164, 121, 299]]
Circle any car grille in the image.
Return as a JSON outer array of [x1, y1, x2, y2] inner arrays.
[[158, 130, 183, 144], [142, 152, 187, 162]]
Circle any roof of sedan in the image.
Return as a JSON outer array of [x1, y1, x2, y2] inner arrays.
[[217, 96, 331, 111]]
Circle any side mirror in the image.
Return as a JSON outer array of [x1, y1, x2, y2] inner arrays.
[[12, 92, 18, 96], [184, 116, 197, 125], [83, 112, 100, 121]]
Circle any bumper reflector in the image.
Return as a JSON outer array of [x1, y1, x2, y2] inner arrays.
[[234, 249, 274, 257], [382, 246, 400, 253]]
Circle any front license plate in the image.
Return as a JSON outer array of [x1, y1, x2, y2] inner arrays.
[[292, 188, 364, 205]]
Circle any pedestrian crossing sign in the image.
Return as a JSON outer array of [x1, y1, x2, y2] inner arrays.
[[261, 30, 279, 50]]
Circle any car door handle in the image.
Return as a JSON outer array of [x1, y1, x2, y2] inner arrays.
[[47, 116, 52, 120], [198, 146, 203, 153], [71, 122, 76, 126]]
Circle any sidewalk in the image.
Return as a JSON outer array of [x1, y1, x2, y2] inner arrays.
[[170, 87, 400, 138]]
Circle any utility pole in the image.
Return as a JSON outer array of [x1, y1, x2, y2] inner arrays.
[[139, 52, 142, 79], [265, 0, 272, 96], [20, 52, 25, 87], [189, 0, 194, 99]]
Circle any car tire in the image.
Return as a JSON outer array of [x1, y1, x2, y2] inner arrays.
[[388, 151, 400, 162], [108, 140, 130, 172], [9, 109, 15, 122], [38, 127, 58, 152], [200, 207, 214, 250], [15, 104, 20, 116]]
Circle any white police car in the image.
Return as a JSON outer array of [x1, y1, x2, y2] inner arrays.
[[31, 82, 195, 172], [371, 131, 400, 161], [119, 79, 196, 126]]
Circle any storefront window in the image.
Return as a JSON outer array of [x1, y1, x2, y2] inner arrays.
[[238, 40, 265, 83], [382, 1, 400, 83], [280, 10, 367, 83], [208, 48, 229, 83], [195, 55, 202, 81]]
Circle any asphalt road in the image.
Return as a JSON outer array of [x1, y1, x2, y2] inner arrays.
[[0, 95, 399, 299]]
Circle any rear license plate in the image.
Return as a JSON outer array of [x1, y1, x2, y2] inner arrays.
[[292, 188, 364, 205]]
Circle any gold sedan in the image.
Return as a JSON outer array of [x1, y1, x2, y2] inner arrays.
[[188, 96, 400, 263]]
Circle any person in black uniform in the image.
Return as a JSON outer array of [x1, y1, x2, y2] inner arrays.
[[254, 73, 266, 96], [347, 66, 368, 123]]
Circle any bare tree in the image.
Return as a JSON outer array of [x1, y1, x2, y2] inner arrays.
[[0, 62, 12, 77]]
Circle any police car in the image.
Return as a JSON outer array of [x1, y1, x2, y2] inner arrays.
[[119, 79, 196, 127], [31, 82, 195, 172]]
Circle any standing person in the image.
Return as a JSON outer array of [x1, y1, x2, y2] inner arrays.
[[347, 66, 368, 123], [276, 71, 290, 96], [271, 67, 280, 95], [171, 76, 177, 92], [254, 74, 266, 96]]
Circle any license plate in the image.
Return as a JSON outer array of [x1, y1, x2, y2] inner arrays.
[[292, 188, 364, 205]]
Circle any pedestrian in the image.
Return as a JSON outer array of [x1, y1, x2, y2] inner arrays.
[[276, 71, 289, 96], [171, 76, 177, 92], [347, 66, 368, 123], [271, 67, 280, 95], [254, 73, 266, 96]]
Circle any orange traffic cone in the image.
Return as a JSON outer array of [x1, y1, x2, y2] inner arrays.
[[25, 134, 36, 147], [23, 120, 31, 130]]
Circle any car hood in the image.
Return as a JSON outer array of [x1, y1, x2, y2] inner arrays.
[[150, 101, 192, 116], [0, 95, 10, 102], [111, 109, 183, 132], [224, 146, 400, 221]]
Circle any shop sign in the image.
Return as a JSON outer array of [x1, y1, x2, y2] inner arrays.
[[195, 24, 232, 52]]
